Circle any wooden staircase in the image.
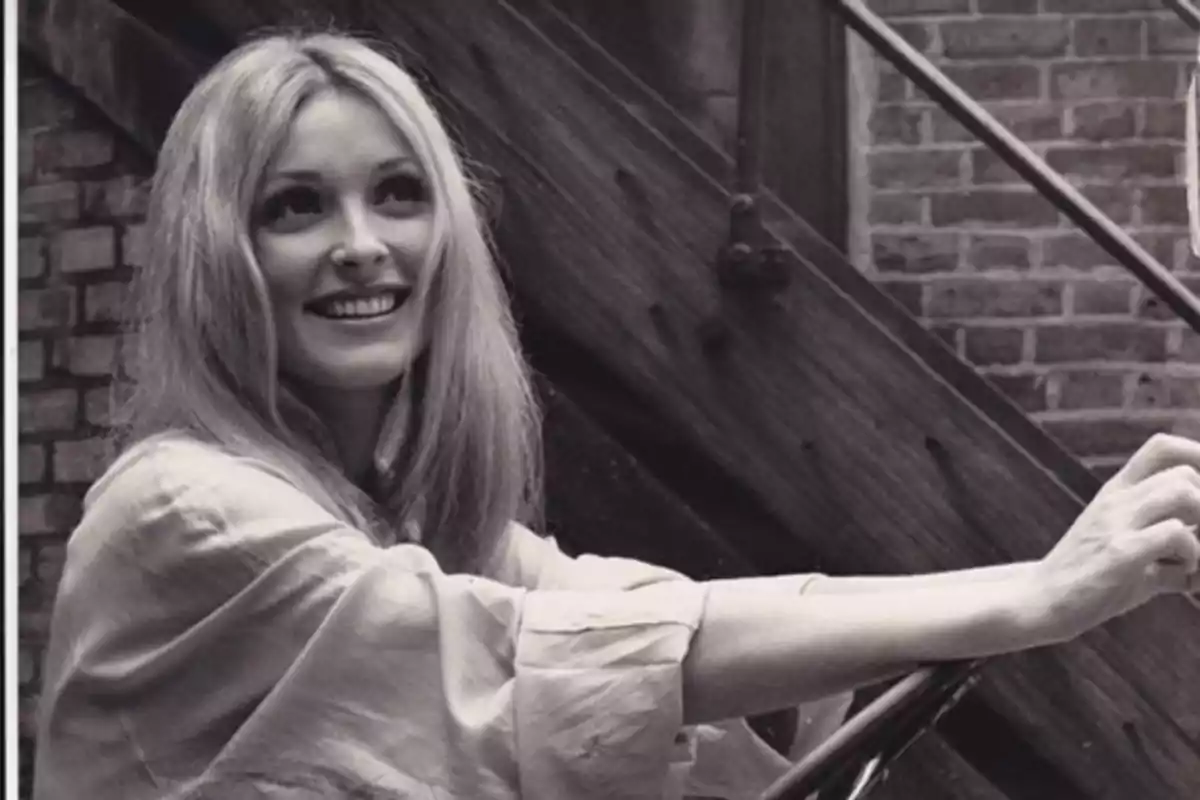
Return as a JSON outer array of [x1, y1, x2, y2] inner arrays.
[[20, 0, 1200, 796]]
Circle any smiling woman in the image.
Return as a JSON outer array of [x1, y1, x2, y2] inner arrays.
[[254, 91, 436, 478], [31, 30, 1200, 800]]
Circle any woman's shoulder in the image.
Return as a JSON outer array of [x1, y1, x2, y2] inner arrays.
[[88, 433, 291, 513], [77, 432, 346, 565]]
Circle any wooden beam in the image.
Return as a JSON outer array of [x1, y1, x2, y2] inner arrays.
[[18, 0, 207, 152]]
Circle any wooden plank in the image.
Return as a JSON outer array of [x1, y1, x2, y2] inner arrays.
[[531, 0, 849, 247], [168, 2, 1200, 796], [759, 0, 849, 248]]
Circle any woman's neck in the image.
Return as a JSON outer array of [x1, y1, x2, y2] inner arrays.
[[297, 384, 394, 485]]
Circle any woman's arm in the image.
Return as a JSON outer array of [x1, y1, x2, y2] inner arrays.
[[715, 560, 1035, 596], [687, 431, 1200, 725], [683, 571, 1035, 724]]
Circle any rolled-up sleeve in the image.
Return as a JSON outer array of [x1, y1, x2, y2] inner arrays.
[[497, 522, 855, 800], [34, 439, 706, 800]]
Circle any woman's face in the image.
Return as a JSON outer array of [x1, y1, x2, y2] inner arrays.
[[253, 89, 436, 392]]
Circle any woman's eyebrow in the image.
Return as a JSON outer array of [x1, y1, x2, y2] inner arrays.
[[375, 156, 422, 174]]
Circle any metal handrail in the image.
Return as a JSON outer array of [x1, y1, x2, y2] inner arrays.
[[1165, 0, 1200, 33], [831, 0, 1200, 334]]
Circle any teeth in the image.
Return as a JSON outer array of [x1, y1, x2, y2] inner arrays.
[[315, 293, 399, 319]]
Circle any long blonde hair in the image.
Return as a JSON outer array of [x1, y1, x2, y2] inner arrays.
[[117, 32, 542, 573]]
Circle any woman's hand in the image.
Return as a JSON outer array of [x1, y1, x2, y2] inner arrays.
[[1031, 433, 1200, 646]]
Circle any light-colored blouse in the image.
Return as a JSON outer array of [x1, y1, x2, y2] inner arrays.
[[33, 436, 851, 800]]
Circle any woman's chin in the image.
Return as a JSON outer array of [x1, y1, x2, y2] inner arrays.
[[290, 357, 414, 393]]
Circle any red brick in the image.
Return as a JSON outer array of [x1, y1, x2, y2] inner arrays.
[[1045, 144, 1177, 184], [19, 237, 45, 280], [1072, 18, 1145, 58], [85, 385, 119, 427], [18, 287, 76, 332], [874, 0, 971, 15], [1070, 279, 1134, 316], [1129, 371, 1177, 409], [52, 226, 116, 274], [931, 103, 1064, 143], [1041, 416, 1173, 460], [1139, 186, 1187, 226], [869, 194, 925, 225], [33, 129, 114, 171], [55, 335, 120, 378], [872, 232, 961, 274], [1043, 233, 1122, 271], [19, 389, 79, 434], [1050, 61, 1180, 101], [53, 437, 114, 484], [926, 278, 1063, 318], [966, 234, 1034, 271], [19, 493, 83, 537], [1160, 376, 1200, 408], [869, 149, 964, 190], [20, 182, 80, 224], [930, 189, 1058, 228], [940, 19, 1068, 60], [1175, 328, 1200, 362], [1057, 371, 1126, 410], [963, 326, 1026, 365], [941, 64, 1042, 102], [1143, 104, 1185, 147], [19, 340, 45, 383], [84, 282, 128, 323], [1147, 16, 1197, 56], [19, 445, 47, 484], [122, 224, 148, 268], [983, 371, 1048, 412], [1035, 323, 1168, 363], [1070, 102, 1137, 142], [969, 148, 1028, 185], [869, 106, 924, 146]]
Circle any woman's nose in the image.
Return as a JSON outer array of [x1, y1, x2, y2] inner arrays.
[[331, 204, 389, 270]]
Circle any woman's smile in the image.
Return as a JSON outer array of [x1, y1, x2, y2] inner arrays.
[[305, 286, 412, 321]]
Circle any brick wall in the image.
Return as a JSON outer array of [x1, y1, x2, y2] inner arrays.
[[17, 54, 150, 788], [850, 0, 1200, 476]]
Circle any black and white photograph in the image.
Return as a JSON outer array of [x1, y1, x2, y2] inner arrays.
[[10, 1, 1200, 798]]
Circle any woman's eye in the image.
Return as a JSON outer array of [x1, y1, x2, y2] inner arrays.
[[373, 174, 428, 214], [259, 186, 323, 228]]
